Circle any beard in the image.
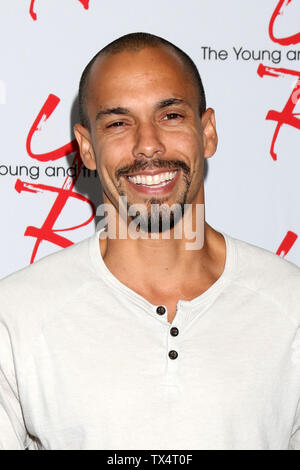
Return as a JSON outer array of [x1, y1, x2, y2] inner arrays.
[[116, 159, 191, 234], [135, 199, 186, 233], [119, 175, 190, 234]]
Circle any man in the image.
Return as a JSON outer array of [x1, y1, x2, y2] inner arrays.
[[1, 32, 300, 450]]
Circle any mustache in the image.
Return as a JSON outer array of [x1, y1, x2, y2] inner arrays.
[[116, 159, 190, 179]]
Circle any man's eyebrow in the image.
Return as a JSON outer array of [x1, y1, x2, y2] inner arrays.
[[155, 98, 186, 109], [95, 107, 130, 122]]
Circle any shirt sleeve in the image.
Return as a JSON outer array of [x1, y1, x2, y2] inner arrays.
[[289, 398, 300, 450], [0, 317, 35, 450]]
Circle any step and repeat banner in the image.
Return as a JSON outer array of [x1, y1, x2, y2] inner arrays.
[[0, 0, 300, 279]]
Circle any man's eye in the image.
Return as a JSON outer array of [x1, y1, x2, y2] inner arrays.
[[163, 113, 183, 120], [107, 121, 125, 128]]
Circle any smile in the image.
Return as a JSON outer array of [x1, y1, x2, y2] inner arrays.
[[126, 170, 178, 188], [124, 170, 180, 195]]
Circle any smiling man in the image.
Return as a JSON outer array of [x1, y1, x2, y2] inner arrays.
[[1, 33, 300, 450], [74, 33, 221, 323]]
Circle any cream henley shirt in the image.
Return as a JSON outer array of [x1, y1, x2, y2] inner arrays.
[[1, 229, 300, 450]]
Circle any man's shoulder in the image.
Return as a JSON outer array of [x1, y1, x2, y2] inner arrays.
[[231, 234, 300, 280], [228, 233, 300, 325], [0, 232, 97, 325]]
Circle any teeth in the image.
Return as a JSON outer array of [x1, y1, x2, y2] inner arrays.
[[128, 171, 177, 186]]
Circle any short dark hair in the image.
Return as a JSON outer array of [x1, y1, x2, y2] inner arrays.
[[78, 32, 206, 129]]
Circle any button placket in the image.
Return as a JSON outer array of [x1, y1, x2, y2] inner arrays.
[[166, 324, 180, 385], [155, 303, 183, 385], [165, 304, 182, 385], [168, 324, 179, 357]]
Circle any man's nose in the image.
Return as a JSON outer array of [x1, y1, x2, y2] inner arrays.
[[132, 122, 166, 159]]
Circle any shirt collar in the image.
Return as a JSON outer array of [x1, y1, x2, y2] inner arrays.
[[89, 227, 236, 321]]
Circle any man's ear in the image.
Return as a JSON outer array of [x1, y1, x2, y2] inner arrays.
[[201, 108, 218, 158], [73, 123, 97, 170]]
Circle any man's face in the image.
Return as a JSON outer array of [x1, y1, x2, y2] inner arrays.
[[75, 46, 216, 232]]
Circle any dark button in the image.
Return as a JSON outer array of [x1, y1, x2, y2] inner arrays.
[[168, 350, 178, 360], [156, 305, 166, 315], [170, 327, 179, 337]]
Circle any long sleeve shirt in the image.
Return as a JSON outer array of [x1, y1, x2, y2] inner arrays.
[[0, 229, 300, 449]]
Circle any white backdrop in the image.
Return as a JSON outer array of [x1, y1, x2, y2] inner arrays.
[[0, 0, 300, 279]]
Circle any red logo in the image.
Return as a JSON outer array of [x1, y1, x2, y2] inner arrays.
[[276, 231, 298, 256], [29, 0, 90, 21], [269, 0, 300, 45], [257, 64, 300, 161], [16, 94, 96, 263], [257, 3, 300, 257]]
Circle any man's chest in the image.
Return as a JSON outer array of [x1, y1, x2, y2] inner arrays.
[[19, 304, 298, 449]]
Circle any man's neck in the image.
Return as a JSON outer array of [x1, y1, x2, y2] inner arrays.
[[99, 221, 226, 305]]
